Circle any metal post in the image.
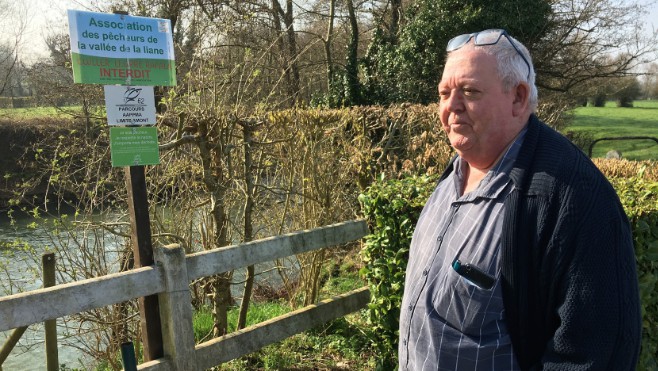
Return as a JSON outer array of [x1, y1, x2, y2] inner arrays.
[[121, 342, 138, 371]]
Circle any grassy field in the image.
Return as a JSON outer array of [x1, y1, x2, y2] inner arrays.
[[567, 100, 658, 160], [0, 106, 65, 119]]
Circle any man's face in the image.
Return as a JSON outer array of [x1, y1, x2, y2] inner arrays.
[[438, 48, 522, 169]]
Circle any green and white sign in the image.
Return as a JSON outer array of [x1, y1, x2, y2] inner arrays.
[[68, 10, 176, 86], [110, 127, 160, 167]]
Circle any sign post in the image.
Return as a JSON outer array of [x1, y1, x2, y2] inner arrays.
[[124, 164, 163, 360], [68, 9, 177, 362]]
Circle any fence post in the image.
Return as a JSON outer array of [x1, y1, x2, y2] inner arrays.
[[153, 244, 197, 370], [43, 252, 58, 371]]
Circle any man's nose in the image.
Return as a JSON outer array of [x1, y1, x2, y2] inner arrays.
[[444, 91, 464, 112]]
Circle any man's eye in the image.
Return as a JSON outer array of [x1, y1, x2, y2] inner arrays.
[[463, 88, 479, 96], [439, 91, 450, 100]]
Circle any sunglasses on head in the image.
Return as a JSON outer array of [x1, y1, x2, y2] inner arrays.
[[446, 29, 531, 80]]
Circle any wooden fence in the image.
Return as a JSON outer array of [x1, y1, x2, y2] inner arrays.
[[0, 220, 370, 370]]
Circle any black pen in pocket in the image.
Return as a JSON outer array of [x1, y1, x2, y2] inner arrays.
[[452, 260, 495, 290]]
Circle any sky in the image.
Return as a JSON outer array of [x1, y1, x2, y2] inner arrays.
[[3, 0, 658, 65], [4, 0, 98, 63]]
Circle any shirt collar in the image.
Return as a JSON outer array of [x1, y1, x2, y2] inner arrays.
[[453, 126, 528, 200]]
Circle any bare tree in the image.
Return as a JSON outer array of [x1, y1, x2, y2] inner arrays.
[[641, 62, 658, 99], [0, 0, 27, 99], [270, 0, 301, 105], [533, 0, 657, 95], [344, 0, 361, 105]]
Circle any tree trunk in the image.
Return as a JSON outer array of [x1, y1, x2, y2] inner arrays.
[[237, 122, 256, 330], [345, 0, 360, 105], [390, 0, 402, 40], [284, 0, 300, 104], [210, 190, 231, 337], [197, 117, 232, 337], [272, 0, 300, 106], [324, 0, 336, 91]]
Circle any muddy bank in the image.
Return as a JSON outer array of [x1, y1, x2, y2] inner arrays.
[[0, 117, 89, 209]]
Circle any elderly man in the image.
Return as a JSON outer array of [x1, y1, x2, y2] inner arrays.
[[398, 29, 641, 370]]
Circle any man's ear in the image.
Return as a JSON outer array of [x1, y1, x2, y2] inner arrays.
[[512, 82, 530, 117]]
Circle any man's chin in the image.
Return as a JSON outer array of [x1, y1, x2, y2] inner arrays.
[[449, 137, 473, 153]]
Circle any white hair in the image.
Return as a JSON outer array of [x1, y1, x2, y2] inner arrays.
[[450, 34, 538, 112]]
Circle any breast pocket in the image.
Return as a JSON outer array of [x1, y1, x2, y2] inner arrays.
[[431, 267, 504, 337]]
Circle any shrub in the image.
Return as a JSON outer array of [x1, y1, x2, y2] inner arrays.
[[564, 130, 595, 153], [593, 159, 658, 181], [360, 171, 658, 370], [358, 174, 438, 369], [589, 94, 607, 107], [609, 176, 658, 370]]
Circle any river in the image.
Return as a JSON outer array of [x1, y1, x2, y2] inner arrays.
[[0, 209, 97, 370], [0, 207, 297, 370]]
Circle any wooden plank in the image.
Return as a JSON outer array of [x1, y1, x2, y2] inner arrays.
[[0, 267, 164, 332], [154, 245, 197, 370], [0, 326, 27, 365], [135, 358, 173, 371], [186, 220, 368, 281], [0, 220, 371, 369], [195, 287, 370, 369]]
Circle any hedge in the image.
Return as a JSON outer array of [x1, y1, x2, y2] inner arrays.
[[610, 175, 658, 370], [360, 169, 658, 370], [358, 174, 438, 369]]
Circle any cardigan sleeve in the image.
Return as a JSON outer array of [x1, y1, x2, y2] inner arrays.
[[496, 116, 640, 370], [538, 185, 641, 370]]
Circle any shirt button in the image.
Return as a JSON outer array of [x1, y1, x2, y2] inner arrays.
[[437, 236, 443, 242], [422, 270, 429, 276], [408, 305, 413, 311], [403, 340, 407, 346]]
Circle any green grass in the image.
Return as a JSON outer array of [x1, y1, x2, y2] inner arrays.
[[192, 267, 375, 370], [193, 301, 291, 343], [567, 100, 658, 160], [0, 106, 79, 119], [0, 106, 95, 121], [209, 311, 375, 371]]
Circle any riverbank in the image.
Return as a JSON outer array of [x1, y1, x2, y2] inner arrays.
[[0, 114, 115, 211], [0, 117, 81, 209]]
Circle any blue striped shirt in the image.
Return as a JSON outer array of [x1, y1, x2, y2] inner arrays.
[[399, 129, 527, 370]]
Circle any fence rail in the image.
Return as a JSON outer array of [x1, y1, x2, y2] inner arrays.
[[587, 136, 658, 157], [0, 220, 370, 370]]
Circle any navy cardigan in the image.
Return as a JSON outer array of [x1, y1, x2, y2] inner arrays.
[[438, 115, 641, 370]]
